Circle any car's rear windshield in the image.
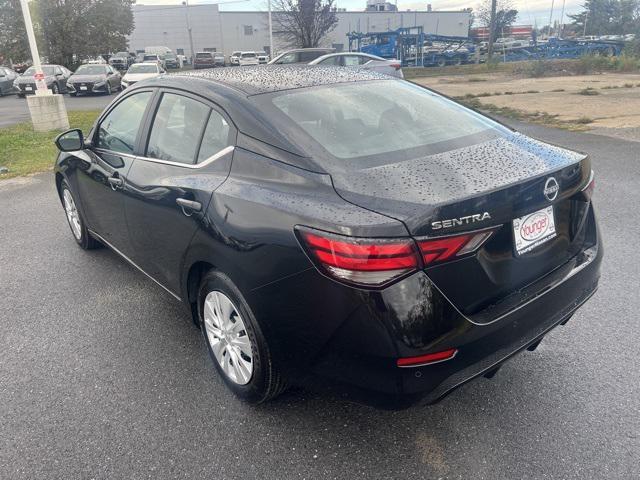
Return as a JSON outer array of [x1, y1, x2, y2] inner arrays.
[[143, 55, 158, 60], [241, 52, 256, 58], [128, 64, 158, 73], [74, 65, 107, 75], [196, 53, 213, 58], [266, 80, 504, 161]]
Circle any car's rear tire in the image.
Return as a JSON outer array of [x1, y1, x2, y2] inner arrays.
[[51, 83, 59, 94], [60, 180, 101, 250], [198, 270, 286, 403]]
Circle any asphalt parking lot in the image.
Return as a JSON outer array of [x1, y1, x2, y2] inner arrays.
[[0, 94, 112, 128], [0, 120, 638, 479]]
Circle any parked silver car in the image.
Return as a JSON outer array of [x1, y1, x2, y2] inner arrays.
[[309, 52, 404, 78]]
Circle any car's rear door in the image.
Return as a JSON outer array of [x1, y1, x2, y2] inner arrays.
[[71, 89, 155, 253], [124, 89, 236, 295]]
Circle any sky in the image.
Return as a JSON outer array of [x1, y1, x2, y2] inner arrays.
[[137, 0, 584, 28]]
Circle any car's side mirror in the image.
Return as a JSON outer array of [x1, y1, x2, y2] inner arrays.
[[55, 129, 85, 152]]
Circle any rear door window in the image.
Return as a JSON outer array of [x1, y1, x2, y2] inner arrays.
[[197, 110, 232, 162], [96, 91, 153, 154], [146, 92, 210, 165]]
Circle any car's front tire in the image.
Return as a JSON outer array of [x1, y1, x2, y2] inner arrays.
[[60, 180, 101, 250], [198, 270, 286, 403]]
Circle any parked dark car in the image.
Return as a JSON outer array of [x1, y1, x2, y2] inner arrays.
[[12, 62, 30, 74], [109, 51, 134, 70], [268, 48, 335, 64], [163, 53, 180, 69], [66, 64, 121, 96], [53, 66, 602, 406], [15, 64, 71, 96], [193, 52, 216, 69], [0, 66, 19, 95]]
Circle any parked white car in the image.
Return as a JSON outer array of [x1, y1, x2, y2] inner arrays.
[[229, 51, 241, 66], [121, 62, 164, 89], [256, 52, 269, 64], [309, 52, 404, 78], [239, 51, 259, 66]]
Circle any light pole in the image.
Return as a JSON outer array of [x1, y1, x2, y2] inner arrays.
[[182, 0, 196, 63], [268, 0, 274, 58], [18, 0, 69, 132], [19, 0, 47, 95]]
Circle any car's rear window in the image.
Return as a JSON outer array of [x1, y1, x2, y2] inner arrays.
[[241, 53, 256, 58], [196, 53, 213, 58], [268, 80, 502, 160]]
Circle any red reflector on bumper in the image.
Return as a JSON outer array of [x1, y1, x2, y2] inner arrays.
[[397, 348, 458, 367]]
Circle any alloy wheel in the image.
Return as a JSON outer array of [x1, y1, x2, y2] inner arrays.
[[63, 188, 82, 240], [203, 291, 254, 385]]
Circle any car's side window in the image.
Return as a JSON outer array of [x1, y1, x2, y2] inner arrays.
[[54, 66, 62, 75], [278, 52, 297, 64], [197, 110, 232, 163], [343, 56, 361, 67], [318, 56, 339, 66], [146, 93, 210, 165], [96, 91, 153, 154]]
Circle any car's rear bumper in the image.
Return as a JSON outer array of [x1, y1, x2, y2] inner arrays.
[[194, 63, 216, 69]]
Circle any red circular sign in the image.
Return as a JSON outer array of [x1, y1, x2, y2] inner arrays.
[[34, 72, 44, 81]]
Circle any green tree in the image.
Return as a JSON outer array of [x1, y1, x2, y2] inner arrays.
[[0, 0, 30, 63], [273, 0, 338, 48], [35, 0, 134, 67], [569, 0, 640, 36]]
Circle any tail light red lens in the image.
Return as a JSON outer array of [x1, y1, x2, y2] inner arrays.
[[297, 228, 418, 287], [297, 227, 495, 288], [417, 230, 494, 266]]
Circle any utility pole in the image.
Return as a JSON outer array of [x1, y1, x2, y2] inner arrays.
[[548, 0, 555, 38], [18, 0, 69, 131], [559, 0, 566, 38], [487, 0, 497, 61], [268, 0, 274, 57]]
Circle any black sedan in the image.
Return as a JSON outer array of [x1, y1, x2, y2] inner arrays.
[[15, 64, 71, 96], [66, 64, 122, 96], [52, 66, 602, 405]]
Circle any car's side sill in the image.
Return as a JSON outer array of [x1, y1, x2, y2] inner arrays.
[[89, 230, 182, 302]]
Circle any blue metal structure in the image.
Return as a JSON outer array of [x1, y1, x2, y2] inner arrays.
[[493, 38, 624, 62], [347, 29, 625, 68]]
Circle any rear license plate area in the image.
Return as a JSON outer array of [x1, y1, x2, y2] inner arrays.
[[513, 206, 557, 256]]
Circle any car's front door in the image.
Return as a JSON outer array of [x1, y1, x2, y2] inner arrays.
[[71, 89, 155, 253], [124, 90, 235, 294]]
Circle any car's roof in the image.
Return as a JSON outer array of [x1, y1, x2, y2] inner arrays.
[[173, 65, 391, 95]]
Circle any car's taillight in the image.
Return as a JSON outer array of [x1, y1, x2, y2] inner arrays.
[[297, 227, 496, 288], [417, 230, 495, 266], [390, 62, 401, 70], [297, 228, 419, 288]]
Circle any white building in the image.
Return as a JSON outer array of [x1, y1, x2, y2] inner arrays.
[[129, 4, 471, 58]]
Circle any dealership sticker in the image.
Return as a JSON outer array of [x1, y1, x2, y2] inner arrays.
[[513, 206, 556, 255]]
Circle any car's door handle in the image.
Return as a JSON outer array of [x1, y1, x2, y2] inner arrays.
[[107, 176, 123, 190], [176, 198, 202, 213]]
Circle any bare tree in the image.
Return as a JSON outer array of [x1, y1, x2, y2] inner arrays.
[[272, 0, 338, 49]]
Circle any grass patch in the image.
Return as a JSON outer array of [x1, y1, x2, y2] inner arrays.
[[454, 96, 593, 131], [0, 110, 100, 180], [525, 90, 540, 94], [578, 88, 600, 96], [467, 77, 487, 82], [623, 83, 634, 88], [551, 88, 565, 92]]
